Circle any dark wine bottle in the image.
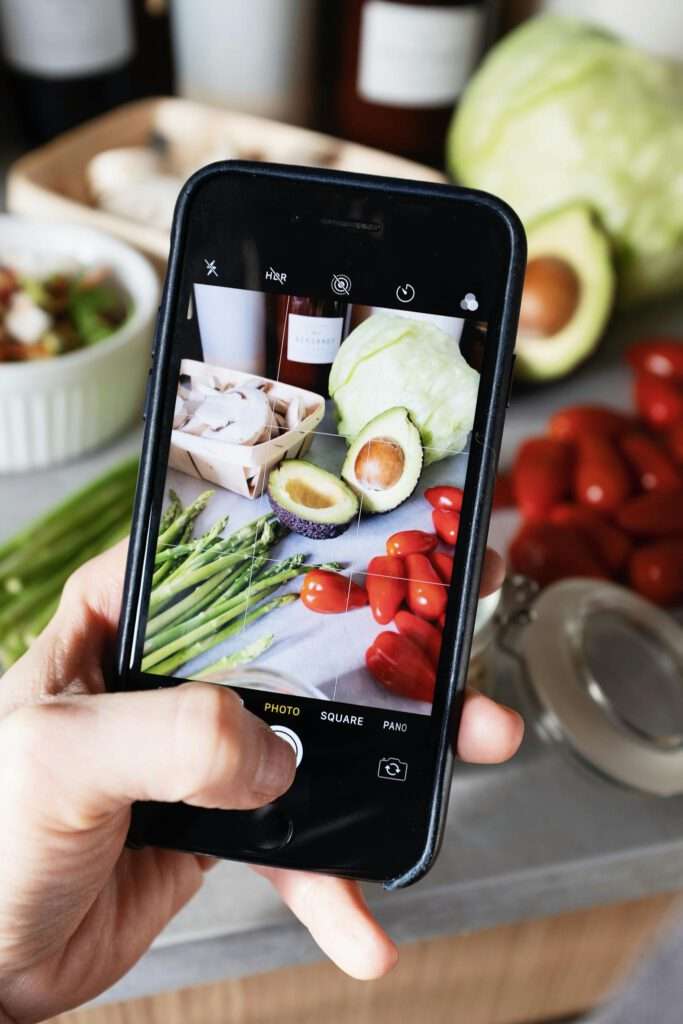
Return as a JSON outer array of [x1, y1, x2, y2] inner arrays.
[[331, 0, 493, 166], [0, 0, 135, 144], [275, 296, 351, 396]]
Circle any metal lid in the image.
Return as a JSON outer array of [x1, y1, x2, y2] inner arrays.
[[519, 579, 683, 796]]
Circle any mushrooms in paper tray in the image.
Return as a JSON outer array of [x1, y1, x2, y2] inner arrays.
[[173, 373, 304, 448]]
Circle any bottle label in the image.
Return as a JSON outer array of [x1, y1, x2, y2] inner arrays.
[[0, 0, 133, 77], [357, 1, 484, 108], [287, 314, 344, 365]]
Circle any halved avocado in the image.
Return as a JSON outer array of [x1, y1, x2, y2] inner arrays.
[[342, 407, 423, 514], [516, 205, 615, 381], [268, 460, 359, 539]]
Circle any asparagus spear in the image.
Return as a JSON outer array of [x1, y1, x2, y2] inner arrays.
[[148, 536, 279, 617], [0, 456, 137, 571], [3, 498, 133, 593], [161, 515, 231, 585], [143, 553, 276, 655], [154, 543, 197, 565], [155, 490, 213, 549], [190, 634, 275, 681], [0, 590, 62, 667], [144, 558, 251, 638], [142, 556, 310, 670], [0, 466, 136, 580], [144, 554, 261, 653], [0, 517, 130, 636], [149, 594, 297, 676], [158, 490, 183, 535], [151, 558, 176, 590]]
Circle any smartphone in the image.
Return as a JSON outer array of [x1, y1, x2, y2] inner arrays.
[[115, 162, 525, 888]]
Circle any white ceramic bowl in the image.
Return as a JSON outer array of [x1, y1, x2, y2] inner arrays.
[[0, 216, 159, 472]]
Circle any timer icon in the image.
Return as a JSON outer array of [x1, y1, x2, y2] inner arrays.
[[395, 282, 415, 304]]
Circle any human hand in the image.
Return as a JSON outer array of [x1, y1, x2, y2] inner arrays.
[[0, 542, 522, 1023]]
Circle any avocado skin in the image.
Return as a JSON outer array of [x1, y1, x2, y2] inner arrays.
[[342, 407, 423, 514], [267, 459, 358, 539], [267, 494, 352, 539], [516, 204, 615, 382]]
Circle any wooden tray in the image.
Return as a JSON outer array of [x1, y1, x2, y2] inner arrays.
[[168, 359, 325, 499], [6, 97, 446, 271]]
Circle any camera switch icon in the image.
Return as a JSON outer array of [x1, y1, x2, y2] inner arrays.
[[378, 756, 408, 782]]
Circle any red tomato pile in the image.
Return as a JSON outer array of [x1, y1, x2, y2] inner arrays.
[[299, 484, 464, 702], [498, 337, 683, 606]]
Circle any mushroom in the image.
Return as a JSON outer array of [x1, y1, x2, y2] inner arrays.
[[181, 415, 210, 436], [286, 396, 305, 432], [173, 395, 190, 429], [272, 397, 289, 416], [199, 386, 272, 445]]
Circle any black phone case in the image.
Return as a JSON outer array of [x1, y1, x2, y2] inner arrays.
[[114, 162, 526, 889]]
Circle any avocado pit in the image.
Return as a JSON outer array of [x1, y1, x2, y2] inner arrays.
[[354, 438, 405, 492], [519, 256, 580, 337]]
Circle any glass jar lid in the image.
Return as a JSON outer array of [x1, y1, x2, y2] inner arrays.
[[518, 579, 683, 796]]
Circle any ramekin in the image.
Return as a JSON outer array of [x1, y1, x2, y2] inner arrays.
[[0, 216, 159, 472]]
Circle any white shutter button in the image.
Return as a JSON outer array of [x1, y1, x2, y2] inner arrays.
[[270, 725, 303, 767]]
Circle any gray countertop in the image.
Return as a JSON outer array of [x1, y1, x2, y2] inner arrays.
[[3, 297, 683, 1006]]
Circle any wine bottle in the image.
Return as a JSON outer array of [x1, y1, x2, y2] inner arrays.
[[331, 0, 493, 166], [0, 0, 135, 144], [275, 296, 351, 396]]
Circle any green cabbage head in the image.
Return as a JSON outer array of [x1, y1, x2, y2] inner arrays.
[[448, 15, 683, 306], [328, 314, 479, 463]]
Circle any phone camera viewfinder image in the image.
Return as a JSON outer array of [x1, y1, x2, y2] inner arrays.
[[141, 278, 487, 720]]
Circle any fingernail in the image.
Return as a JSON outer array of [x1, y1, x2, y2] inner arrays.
[[254, 726, 296, 799]]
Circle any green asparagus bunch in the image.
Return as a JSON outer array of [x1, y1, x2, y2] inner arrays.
[[144, 490, 339, 680], [0, 457, 138, 669]]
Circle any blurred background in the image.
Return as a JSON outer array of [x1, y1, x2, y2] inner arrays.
[[1, 2, 682, 1023]]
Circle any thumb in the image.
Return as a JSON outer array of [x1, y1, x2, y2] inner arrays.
[[1, 683, 296, 829]]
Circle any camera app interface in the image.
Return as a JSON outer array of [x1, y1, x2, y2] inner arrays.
[[141, 280, 486, 717]]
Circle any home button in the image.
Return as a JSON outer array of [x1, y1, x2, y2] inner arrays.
[[247, 806, 294, 851]]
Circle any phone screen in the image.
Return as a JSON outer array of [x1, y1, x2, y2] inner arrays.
[[140, 275, 487, 719], [122, 166, 518, 878]]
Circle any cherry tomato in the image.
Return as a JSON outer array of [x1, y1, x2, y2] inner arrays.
[[386, 529, 437, 557], [549, 405, 633, 442], [424, 485, 464, 512], [549, 504, 632, 573], [513, 437, 573, 519], [615, 493, 683, 537], [394, 610, 442, 666], [404, 553, 447, 621], [626, 338, 683, 383], [634, 371, 683, 430], [629, 540, 683, 606], [365, 632, 436, 702], [366, 555, 407, 625], [432, 508, 460, 546], [300, 570, 367, 614], [509, 522, 608, 588], [574, 434, 631, 513], [430, 551, 454, 584], [665, 422, 683, 466], [493, 471, 515, 510], [618, 431, 682, 494]]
